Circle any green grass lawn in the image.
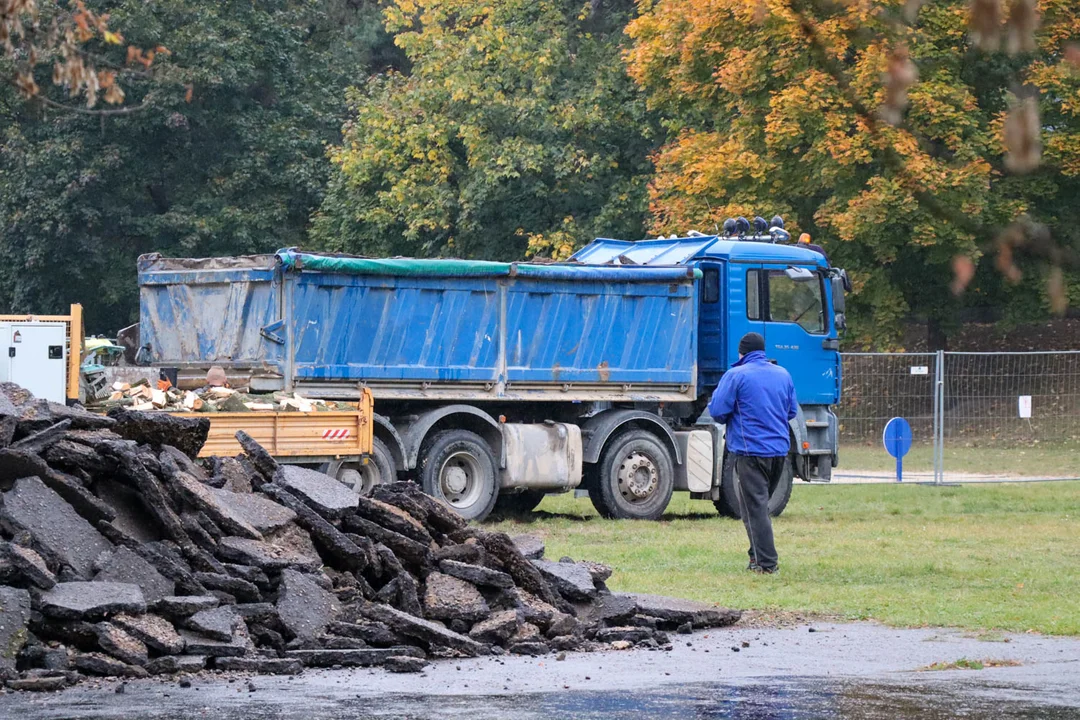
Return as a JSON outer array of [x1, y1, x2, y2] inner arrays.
[[841, 443, 1079, 477], [486, 482, 1080, 635]]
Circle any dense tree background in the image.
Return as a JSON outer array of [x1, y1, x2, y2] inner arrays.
[[1, 0, 400, 332], [2, 0, 1078, 346], [310, 0, 656, 261]]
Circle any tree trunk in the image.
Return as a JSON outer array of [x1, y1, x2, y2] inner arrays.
[[927, 318, 949, 351]]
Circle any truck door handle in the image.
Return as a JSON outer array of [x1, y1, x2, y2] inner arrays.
[[7, 347, 13, 358]]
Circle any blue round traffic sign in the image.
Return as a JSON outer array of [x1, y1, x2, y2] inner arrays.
[[883, 417, 913, 458]]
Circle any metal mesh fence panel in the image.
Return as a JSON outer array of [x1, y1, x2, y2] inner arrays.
[[837, 353, 937, 444], [939, 351, 1080, 482], [941, 352, 1080, 446], [836, 351, 1080, 482]]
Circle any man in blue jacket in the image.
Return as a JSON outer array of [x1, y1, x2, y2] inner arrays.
[[708, 332, 798, 574]]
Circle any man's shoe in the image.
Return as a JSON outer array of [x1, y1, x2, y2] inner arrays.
[[752, 565, 779, 575], [747, 561, 760, 571]]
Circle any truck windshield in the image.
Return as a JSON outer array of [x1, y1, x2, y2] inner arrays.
[[768, 269, 824, 334]]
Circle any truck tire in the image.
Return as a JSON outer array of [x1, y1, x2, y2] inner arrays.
[[714, 451, 795, 519], [419, 429, 499, 522], [493, 490, 546, 517], [588, 429, 674, 520], [335, 436, 396, 496]]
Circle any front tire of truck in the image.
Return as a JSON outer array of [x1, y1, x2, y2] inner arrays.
[[588, 429, 674, 520], [714, 451, 794, 519], [419, 429, 499, 522]]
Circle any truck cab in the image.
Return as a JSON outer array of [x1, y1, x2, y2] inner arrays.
[[572, 229, 845, 486]]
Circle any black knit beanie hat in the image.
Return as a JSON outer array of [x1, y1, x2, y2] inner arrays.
[[738, 332, 766, 356]]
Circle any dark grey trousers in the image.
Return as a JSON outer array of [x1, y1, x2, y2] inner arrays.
[[734, 454, 786, 571]]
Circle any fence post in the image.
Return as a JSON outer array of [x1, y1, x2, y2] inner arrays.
[[934, 350, 945, 485]]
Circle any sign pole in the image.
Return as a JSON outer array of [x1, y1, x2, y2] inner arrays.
[[883, 417, 912, 485]]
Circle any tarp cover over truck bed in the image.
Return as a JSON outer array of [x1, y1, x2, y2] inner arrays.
[[139, 251, 701, 402]]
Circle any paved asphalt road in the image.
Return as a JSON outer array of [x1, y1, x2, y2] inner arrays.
[[3, 621, 1079, 719]]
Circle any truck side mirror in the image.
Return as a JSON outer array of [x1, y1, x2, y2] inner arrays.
[[831, 277, 846, 312]]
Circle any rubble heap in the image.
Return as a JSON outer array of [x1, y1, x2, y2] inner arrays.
[[100, 379, 350, 414], [0, 383, 740, 692]]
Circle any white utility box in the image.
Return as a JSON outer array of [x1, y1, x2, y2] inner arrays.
[[0, 322, 68, 402]]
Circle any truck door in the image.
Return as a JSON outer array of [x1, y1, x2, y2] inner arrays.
[[726, 263, 767, 370], [761, 266, 838, 406]]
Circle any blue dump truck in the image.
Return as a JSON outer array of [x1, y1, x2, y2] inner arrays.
[[137, 228, 848, 521]]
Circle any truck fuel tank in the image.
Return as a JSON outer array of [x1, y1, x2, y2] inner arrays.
[[501, 422, 583, 491]]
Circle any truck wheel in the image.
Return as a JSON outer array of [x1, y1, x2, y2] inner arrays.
[[714, 452, 795, 519], [419, 429, 499, 522], [493, 490, 546, 517], [336, 436, 395, 496], [588, 429, 674, 520]]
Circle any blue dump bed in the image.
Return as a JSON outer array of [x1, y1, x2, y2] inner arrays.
[[139, 251, 701, 402]]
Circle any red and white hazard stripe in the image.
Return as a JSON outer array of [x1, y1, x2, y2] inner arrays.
[[322, 428, 352, 441]]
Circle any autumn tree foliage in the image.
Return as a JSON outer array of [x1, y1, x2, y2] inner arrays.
[[313, 0, 655, 261], [626, 0, 1080, 346]]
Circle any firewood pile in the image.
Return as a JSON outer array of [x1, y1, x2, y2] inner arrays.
[[0, 382, 740, 693], [98, 379, 351, 413]]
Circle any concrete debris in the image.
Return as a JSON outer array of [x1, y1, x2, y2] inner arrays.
[[95, 623, 149, 666], [94, 547, 175, 603], [7, 675, 68, 692], [0, 476, 113, 579], [106, 408, 208, 459], [422, 572, 490, 623], [186, 607, 240, 642], [74, 652, 149, 678], [285, 647, 423, 668], [438, 559, 514, 589], [0, 586, 31, 673], [615, 593, 742, 630], [510, 534, 546, 560], [112, 614, 185, 655], [274, 465, 358, 519], [384, 655, 428, 673], [531, 559, 599, 601], [0, 382, 740, 689], [177, 628, 249, 658], [39, 582, 146, 620], [145, 655, 206, 675], [276, 568, 341, 641], [3, 542, 56, 589], [215, 657, 303, 674], [216, 536, 320, 571], [155, 595, 219, 618], [468, 609, 519, 644]]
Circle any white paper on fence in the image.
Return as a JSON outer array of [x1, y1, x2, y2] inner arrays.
[[1018, 395, 1032, 419], [910, 366, 929, 375]]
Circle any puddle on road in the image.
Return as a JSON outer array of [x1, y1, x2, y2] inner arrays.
[[9, 678, 1076, 720]]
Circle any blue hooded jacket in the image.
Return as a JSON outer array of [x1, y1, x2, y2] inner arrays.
[[707, 350, 799, 457]]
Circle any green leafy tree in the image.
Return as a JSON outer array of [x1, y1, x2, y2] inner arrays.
[[0, 0, 396, 332], [313, 0, 656, 261]]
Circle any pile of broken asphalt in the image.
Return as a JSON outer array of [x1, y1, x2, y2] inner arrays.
[[0, 382, 740, 693]]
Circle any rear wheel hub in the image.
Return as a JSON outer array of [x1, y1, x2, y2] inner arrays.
[[618, 453, 658, 500]]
